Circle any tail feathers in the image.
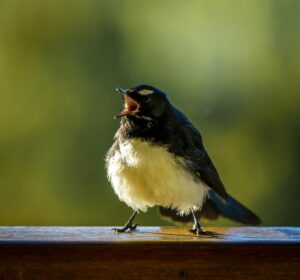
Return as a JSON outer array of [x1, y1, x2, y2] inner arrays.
[[159, 190, 261, 226], [208, 191, 261, 225]]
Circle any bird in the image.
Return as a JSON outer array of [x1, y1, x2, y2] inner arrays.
[[106, 85, 261, 234]]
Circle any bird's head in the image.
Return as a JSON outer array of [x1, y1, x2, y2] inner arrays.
[[115, 85, 169, 120]]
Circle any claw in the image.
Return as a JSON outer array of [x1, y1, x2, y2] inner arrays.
[[112, 223, 138, 233], [188, 227, 205, 235], [188, 220, 205, 235], [128, 223, 138, 232], [112, 227, 126, 233]]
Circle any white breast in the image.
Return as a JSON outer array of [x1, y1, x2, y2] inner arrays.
[[106, 139, 208, 215]]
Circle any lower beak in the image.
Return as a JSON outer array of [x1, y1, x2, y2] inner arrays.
[[114, 88, 140, 118]]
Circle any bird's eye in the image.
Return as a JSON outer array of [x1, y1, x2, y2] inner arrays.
[[144, 96, 153, 104]]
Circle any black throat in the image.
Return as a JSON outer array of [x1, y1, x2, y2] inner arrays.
[[118, 114, 169, 143]]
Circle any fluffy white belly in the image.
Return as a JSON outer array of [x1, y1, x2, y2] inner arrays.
[[106, 139, 208, 214]]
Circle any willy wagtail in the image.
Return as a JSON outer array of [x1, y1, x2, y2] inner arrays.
[[106, 85, 261, 234]]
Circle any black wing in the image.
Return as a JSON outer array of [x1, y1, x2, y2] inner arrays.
[[182, 121, 228, 199], [187, 145, 227, 199]]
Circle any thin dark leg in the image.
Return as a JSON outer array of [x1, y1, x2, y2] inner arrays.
[[112, 210, 138, 233], [188, 208, 205, 235]]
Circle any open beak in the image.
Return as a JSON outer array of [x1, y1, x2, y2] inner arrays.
[[114, 88, 140, 118]]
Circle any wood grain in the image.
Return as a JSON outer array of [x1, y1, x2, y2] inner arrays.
[[0, 227, 299, 279]]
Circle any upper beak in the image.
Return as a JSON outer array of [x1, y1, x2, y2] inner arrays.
[[114, 88, 140, 119], [116, 87, 126, 94]]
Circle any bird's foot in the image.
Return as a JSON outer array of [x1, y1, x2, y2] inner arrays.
[[188, 222, 205, 236], [112, 223, 138, 233]]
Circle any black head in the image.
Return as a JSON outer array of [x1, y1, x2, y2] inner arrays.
[[115, 85, 170, 120]]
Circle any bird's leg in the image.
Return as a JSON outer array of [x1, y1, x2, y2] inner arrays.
[[188, 208, 205, 235], [112, 210, 138, 233]]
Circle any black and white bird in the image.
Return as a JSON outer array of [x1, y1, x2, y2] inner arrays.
[[106, 85, 261, 234]]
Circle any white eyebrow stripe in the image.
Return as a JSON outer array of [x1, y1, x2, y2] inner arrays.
[[138, 89, 154, 95]]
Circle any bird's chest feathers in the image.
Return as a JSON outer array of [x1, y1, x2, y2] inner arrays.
[[107, 139, 208, 213]]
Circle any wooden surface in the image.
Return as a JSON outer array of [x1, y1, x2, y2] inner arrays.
[[0, 226, 300, 244], [0, 227, 299, 279]]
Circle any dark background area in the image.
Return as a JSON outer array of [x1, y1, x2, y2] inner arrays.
[[0, 0, 299, 226]]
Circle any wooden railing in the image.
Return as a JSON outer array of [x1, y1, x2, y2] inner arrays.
[[0, 227, 299, 279]]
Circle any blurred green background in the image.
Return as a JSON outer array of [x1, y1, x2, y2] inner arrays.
[[0, 0, 299, 227]]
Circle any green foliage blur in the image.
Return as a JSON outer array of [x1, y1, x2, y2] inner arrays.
[[0, 0, 299, 226]]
